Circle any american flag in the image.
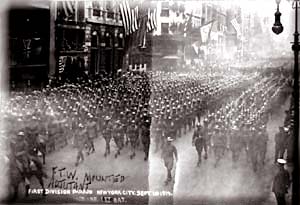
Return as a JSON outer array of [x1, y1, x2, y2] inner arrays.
[[146, 8, 157, 32], [119, 0, 139, 35]]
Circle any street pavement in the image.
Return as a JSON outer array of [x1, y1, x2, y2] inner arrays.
[[149, 96, 291, 205], [15, 136, 150, 204], [12, 97, 291, 205]]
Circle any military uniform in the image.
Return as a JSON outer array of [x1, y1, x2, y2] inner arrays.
[[272, 162, 290, 205], [275, 128, 287, 163], [192, 125, 207, 166], [74, 125, 87, 166], [161, 140, 178, 184]]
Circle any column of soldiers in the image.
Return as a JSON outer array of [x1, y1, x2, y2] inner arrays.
[[2, 71, 152, 200], [150, 71, 259, 152], [1, 67, 291, 198], [191, 73, 289, 171]]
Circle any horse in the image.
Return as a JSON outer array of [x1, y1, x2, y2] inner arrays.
[[25, 155, 48, 196], [7, 152, 47, 201]]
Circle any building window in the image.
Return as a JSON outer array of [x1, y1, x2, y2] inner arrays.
[[162, 2, 169, 9], [161, 1, 169, 17], [161, 9, 169, 17], [161, 23, 169, 34], [92, 1, 101, 17]]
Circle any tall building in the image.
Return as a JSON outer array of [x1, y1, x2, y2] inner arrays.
[[151, 1, 228, 69], [8, 1, 50, 90], [54, 0, 125, 79], [8, 0, 155, 89]]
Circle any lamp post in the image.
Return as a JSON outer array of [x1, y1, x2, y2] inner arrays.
[[272, 0, 299, 204]]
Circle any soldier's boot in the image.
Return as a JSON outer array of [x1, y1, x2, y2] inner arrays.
[[144, 151, 149, 161], [12, 185, 18, 201], [90, 142, 95, 153], [130, 151, 136, 159], [38, 179, 46, 196], [204, 152, 208, 160], [42, 154, 46, 165], [25, 185, 30, 197], [214, 157, 220, 168], [164, 180, 169, 186], [197, 159, 201, 167], [80, 151, 84, 162], [253, 165, 257, 172], [108, 145, 111, 155], [75, 156, 79, 166], [167, 170, 172, 182]]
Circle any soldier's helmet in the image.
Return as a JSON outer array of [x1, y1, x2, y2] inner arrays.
[[17, 131, 25, 137], [167, 137, 174, 142], [276, 158, 286, 166]]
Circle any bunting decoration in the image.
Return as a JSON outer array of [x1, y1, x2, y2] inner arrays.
[[58, 56, 66, 74], [119, 1, 157, 48], [183, 12, 193, 37], [57, 1, 76, 21], [200, 21, 214, 44], [230, 18, 241, 37]]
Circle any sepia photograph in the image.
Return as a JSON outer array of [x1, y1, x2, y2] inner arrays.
[[0, 0, 298, 204]]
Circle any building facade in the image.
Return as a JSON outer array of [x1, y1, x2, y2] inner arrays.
[[8, 2, 50, 90], [151, 1, 229, 69], [54, 0, 125, 80], [8, 0, 154, 90]]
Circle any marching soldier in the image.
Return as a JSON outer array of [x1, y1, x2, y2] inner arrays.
[[272, 159, 290, 205], [248, 127, 260, 172], [86, 115, 96, 155], [275, 127, 287, 163], [229, 125, 242, 168], [74, 123, 86, 166], [258, 125, 268, 166], [192, 123, 207, 167], [213, 121, 228, 168], [103, 116, 113, 157], [161, 137, 178, 185]]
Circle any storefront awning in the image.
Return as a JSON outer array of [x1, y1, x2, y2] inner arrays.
[[162, 55, 180, 60], [10, 1, 50, 9]]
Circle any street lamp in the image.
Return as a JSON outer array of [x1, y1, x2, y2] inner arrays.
[[272, 0, 284, 34], [272, 1, 299, 205]]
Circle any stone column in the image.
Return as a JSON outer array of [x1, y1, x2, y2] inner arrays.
[[49, 1, 57, 79], [85, 24, 92, 74]]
